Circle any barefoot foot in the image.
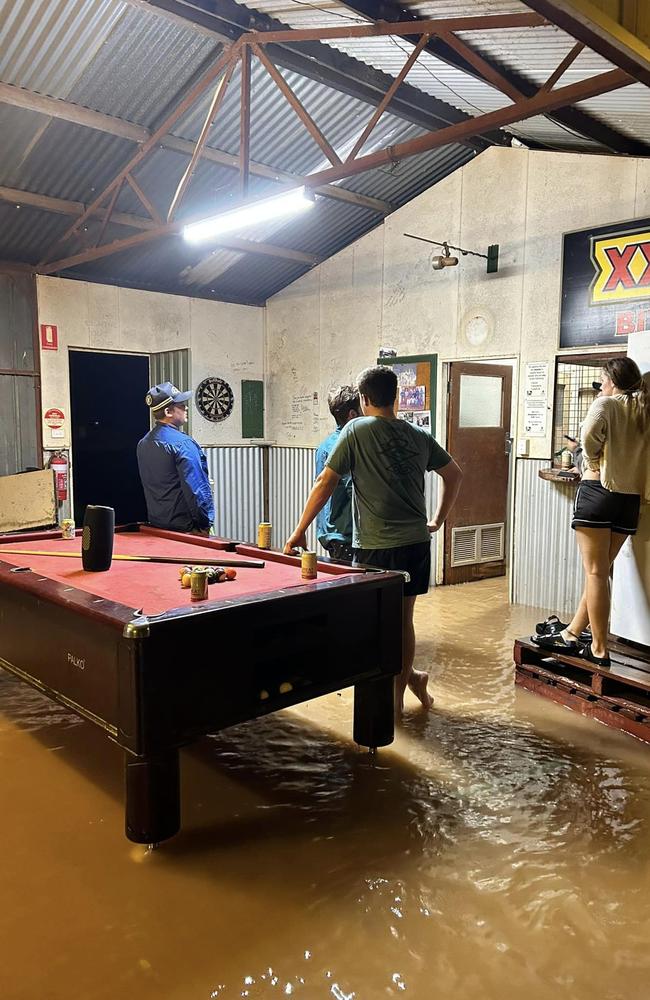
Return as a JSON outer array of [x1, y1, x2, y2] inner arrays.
[[408, 670, 434, 711]]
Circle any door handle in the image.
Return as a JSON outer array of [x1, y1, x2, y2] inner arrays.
[[504, 434, 513, 456]]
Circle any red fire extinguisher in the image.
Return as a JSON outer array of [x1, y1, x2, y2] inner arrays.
[[49, 451, 69, 502]]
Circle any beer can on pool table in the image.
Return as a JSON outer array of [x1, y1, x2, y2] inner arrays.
[[190, 568, 209, 602], [257, 522, 272, 549], [61, 519, 75, 540], [301, 551, 317, 580]]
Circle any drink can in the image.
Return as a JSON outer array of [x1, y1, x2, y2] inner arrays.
[[301, 551, 317, 580], [61, 518, 75, 540], [257, 522, 272, 549], [190, 568, 209, 602]]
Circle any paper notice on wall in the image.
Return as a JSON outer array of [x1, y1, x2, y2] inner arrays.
[[525, 362, 548, 401], [312, 391, 319, 434], [282, 393, 313, 434], [524, 403, 547, 437]]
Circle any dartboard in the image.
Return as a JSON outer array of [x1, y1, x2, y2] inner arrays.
[[195, 377, 234, 422]]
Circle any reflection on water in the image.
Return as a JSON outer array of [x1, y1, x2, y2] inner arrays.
[[2, 579, 650, 1000]]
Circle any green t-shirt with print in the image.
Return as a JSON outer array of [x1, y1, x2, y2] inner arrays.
[[326, 416, 451, 549]]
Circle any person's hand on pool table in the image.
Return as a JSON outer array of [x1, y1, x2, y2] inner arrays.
[[284, 529, 308, 555]]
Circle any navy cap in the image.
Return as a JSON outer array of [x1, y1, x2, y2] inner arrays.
[[145, 382, 192, 411]]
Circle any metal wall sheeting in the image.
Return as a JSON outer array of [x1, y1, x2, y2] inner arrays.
[[512, 458, 582, 615], [0, 374, 38, 475], [269, 446, 318, 552], [205, 446, 263, 543], [203, 443, 440, 584]]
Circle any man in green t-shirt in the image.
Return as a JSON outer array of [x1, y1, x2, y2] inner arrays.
[[284, 365, 463, 714]]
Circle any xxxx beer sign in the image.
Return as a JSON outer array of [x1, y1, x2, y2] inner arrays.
[[560, 218, 650, 348], [591, 230, 650, 304]]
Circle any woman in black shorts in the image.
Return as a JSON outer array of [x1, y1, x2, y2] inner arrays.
[[535, 357, 650, 666]]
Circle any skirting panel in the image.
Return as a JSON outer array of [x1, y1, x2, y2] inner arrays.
[[512, 459, 582, 615]]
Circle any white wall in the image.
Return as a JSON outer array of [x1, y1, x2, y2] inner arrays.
[[37, 276, 264, 450], [266, 147, 650, 456]]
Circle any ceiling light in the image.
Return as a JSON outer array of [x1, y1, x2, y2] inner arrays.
[[183, 187, 315, 243]]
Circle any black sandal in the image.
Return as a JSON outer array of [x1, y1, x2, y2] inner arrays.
[[577, 643, 611, 667], [535, 615, 591, 643], [532, 632, 580, 653], [535, 615, 566, 635]]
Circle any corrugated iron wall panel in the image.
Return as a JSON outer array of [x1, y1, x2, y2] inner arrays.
[[512, 458, 582, 615], [149, 347, 191, 433], [269, 447, 318, 552], [201, 444, 440, 582], [205, 446, 263, 543], [0, 374, 39, 475]]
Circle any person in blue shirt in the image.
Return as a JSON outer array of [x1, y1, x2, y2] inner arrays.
[[137, 382, 214, 535], [315, 385, 360, 561]]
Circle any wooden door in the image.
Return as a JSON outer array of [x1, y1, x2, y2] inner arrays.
[[444, 362, 513, 584]]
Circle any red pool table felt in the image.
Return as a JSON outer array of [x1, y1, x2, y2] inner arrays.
[[0, 530, 357, 616]]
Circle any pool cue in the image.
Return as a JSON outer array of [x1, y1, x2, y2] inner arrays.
[[0, 550, 265, 569]]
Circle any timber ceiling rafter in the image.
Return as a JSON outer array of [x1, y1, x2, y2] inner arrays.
[[32, 7, 637, 279]]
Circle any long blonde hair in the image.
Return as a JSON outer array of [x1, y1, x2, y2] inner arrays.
[[602, 357, 650, 432]]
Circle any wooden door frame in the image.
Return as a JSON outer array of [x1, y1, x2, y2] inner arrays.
[[438, 356, 518, 587]]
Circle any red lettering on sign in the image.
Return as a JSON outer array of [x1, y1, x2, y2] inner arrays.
[[603, 245, 639, 291], [616, 311, 635, 336]]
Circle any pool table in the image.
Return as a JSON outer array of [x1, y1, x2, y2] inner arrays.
[[0, 525, 403, 843]]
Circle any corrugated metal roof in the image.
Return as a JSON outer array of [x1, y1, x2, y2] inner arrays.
[[0, 0, 127, 96], [0, 0, 648, 304]]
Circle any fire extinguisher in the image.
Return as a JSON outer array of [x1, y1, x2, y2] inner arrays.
[[49, 451, 69, 502]]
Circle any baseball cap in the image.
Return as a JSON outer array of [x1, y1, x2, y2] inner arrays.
[[145, 382, 192, 411]]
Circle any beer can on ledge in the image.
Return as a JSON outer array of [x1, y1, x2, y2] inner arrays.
[[257, 522, 272, 549], [301, 551, 317, 580], [61, 519, 75, 540], [190, 568, 209, 602]]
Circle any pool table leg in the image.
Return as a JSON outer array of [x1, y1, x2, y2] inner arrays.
[[125, 749, 180, 844], [353, 675, 395, 749]]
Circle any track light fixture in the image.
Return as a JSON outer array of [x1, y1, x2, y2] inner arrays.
[[404, 233, 499, 274]]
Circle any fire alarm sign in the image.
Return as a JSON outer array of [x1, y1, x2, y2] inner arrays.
[[40, 324, 58, 350]]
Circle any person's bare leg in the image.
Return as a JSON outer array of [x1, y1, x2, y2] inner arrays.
[[568, 532, 627, 646], [575, 527, 616, 658], [396, 595, 433, 714], [566, 587, 589, 640]]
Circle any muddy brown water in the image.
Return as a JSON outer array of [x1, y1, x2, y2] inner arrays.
[[2, 579, 650, 1000]]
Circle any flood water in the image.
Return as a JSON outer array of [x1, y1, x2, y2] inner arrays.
[[2, 578, 650, 1000]]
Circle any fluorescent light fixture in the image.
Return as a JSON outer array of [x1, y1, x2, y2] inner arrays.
[[183, 186, 315, 243]]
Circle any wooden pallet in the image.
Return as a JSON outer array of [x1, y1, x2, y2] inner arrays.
[[514, 637, 650, 743]]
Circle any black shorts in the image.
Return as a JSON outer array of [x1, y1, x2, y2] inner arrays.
[[353, 541, 431, 596], [572, 480, 641, 535]]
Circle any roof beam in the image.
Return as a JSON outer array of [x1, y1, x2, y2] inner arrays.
[[140, 0, 506, 152], [522, 0, 650, 87], [37, 222, 322, 276], [304, 68, 633, 186], [0, 82, 148, 143], [341, 0, 650, 155], [0, 185, 156, 231], [247, 14, 547, 44], [0, 82, 390, 217]]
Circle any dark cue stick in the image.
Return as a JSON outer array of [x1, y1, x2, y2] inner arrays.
[[0, 549, 266, 569]]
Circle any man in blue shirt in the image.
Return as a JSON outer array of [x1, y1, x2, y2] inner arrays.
[[315, 385, 360, 561], [137, 382, 214, 534]]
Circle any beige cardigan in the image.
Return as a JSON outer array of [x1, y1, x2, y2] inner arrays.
[[581, 392, 650, 502]]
